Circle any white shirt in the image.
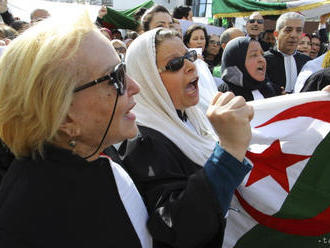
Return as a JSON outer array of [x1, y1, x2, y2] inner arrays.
[[100, 156, 153, 248], [294, 53, 326, 93]]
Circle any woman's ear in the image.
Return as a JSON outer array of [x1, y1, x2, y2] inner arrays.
[[58, 114, 80, 138]]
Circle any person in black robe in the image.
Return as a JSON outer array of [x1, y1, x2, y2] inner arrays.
[[124, 28, 253, 248], [219, 36, 282, 101]]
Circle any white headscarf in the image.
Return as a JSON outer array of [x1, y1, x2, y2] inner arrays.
[[125, 28, 217, 166]]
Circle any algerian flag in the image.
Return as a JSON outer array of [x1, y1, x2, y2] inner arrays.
[[224, 91, 330, 248], [213, 0, 330, 18], [102, 0, 154, 30]]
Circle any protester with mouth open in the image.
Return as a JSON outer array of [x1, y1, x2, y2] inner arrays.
[[122, 28, 253, 248], [218, 36, 282, 101]]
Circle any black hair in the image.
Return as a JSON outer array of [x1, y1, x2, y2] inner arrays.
[[172, 6, 192, 19], [262, 29, 274, 39], [134, 7, 147, 21]]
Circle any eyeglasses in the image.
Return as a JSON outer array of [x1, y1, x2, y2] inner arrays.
[[209, 40, 221, 46], [158, 50, 197, 73], [247, 19, 264, 24], [74, 62, 126, 95]]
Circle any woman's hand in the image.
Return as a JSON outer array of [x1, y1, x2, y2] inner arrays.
[[207, 92, 254, 162]]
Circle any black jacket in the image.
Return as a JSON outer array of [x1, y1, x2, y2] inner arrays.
[[264, 48, 311, 89], [218, 80, 281, 101], [0, 145, 143, 248], [122, 126, 251, 248]]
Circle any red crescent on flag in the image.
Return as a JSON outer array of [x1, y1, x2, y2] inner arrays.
[[256, 101, 330, 128], [235, 190, 330, 236]]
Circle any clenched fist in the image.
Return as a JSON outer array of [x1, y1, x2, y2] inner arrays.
[[207, 92, 254, 162]]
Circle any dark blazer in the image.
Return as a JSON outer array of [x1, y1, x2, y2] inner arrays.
[[264, 48, 311, 89], [0, 145, 142, 248], [122, 126, 251, 248]]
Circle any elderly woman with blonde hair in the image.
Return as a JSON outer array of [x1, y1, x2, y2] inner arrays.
[[0, 13, 152, 248]]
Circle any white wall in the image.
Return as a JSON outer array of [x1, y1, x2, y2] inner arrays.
[[113, 0, 185, 12]]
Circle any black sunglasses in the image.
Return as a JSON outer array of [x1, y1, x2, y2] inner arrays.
[[247, 19, 264, 24], [158, 50, 197, 73], [74, 62, 126, 95]]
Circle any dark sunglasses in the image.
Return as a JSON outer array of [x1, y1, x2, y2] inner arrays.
[[247, 19, 264, 24], [74, 62, 126, 95], [209, 40, 221, 46], [158, 50, 197, 73]]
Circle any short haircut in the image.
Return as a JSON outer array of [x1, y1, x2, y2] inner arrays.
[[262, 29, 274, 39], [30, 8, 49, 21], [275, 12, 305, 31], [183, 24, 209, 48], [173, 5, 192, 19], [220, 27, 241, 45], [141, 5, 171, 31], [0, 12, 97, 158]]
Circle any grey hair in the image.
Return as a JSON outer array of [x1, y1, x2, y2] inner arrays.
[[220, 28, 240, 45], [275, 12, 305, 31], [155, 28, 181, 49]]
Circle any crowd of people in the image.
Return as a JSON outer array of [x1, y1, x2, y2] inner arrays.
[[0, 0, 329, 247]]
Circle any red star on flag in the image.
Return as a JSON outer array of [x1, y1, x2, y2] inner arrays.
[[245, 139, 311, 193]]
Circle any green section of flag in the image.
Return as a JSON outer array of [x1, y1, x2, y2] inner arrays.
[[120, 0, 154, 18], [103, 0, 154, 30], [212, 0, 286, 17], [235, 132, 330, 247]]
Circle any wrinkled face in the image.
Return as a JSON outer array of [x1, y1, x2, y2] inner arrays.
[[206, 34, 221, 56], [245, 41, 266, 82], [297, 35, 311, 56], [188, 29, 206, 51], [246, 13, 264, 38], [310, 37, 321, 59], [157, 37, 199, 111], [263, 32, 275, 46], [149, 12, 173, 29], [70, 31, 140, 149], [275, 19, 304, 55]]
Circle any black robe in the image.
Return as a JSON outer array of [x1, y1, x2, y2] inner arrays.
[[0, 145, 143, 248], [122, 126, 251, 248], [218, 80, 281, 101], [264, 48, 311, 89]]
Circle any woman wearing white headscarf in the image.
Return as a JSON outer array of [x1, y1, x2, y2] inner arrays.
[[124, 28, 253, 248]]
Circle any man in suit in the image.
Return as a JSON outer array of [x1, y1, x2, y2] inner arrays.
[[264, 12, 311, 93]]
